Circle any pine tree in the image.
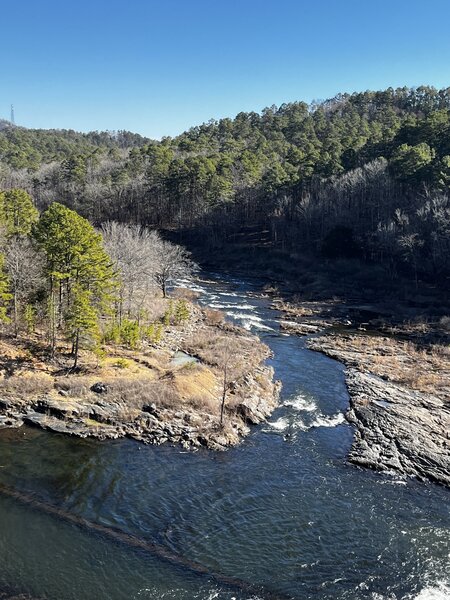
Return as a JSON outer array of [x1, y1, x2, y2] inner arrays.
[[34, 202, 116, 356], [33, 202, 114, 293], [0, 189, 39, 236], [0, 254, 11, 323], [64, 285, 99, 370]]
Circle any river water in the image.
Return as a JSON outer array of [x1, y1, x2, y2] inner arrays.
[[0, 274, 448, 600]]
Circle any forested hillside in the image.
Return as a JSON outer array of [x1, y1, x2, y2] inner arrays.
[[1, 85, 450, 286]]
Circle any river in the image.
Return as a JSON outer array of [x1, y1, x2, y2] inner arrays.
[[0, 273, 448, 600]]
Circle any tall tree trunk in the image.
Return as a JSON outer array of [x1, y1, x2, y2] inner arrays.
[[13, 292, 18, 337], [72, 329, 80, 370], [220, 365, 227, 427], [58, 281, 63, 328], [49, 283, 57, 358]]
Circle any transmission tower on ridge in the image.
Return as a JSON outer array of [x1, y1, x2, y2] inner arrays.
[[10, 104, 15, 125]]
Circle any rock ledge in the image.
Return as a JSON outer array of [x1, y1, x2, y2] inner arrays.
[[345, 369, 450, 486]]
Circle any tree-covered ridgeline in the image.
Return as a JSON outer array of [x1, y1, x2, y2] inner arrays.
[[0, 120, 150, 171], [1, 85, 450, 284], [0, 190, 195, 368]]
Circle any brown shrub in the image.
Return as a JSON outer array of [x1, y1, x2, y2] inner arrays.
[[54, 376, 93, 398], [186, 394, 219, 414], [431, 344, 450, 359], [173, 287, 200, 301], [144, 298, 167, 323], [204, 308, 225, 326]]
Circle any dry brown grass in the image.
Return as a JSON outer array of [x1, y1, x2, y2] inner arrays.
[[187, 393, 220, 414], [185, 327, 266, 371], [278, 302, 316, 317], [0, 373, 54, 398], [173, 287, 200, 301], [203, 308, 225, 326], [54, 376, 94, 398], [105, 377, 181, 410], [101, 360, 229, 418], [173, 364, 217, 399], [0, 297, 272, 434], [314, 333, 450, 399]]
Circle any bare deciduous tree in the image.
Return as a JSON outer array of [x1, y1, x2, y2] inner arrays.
[[152, 236, 197, 298], [215, 339, 243, 427], [2, 235, 45, 335], [101, 221, 157, 322]]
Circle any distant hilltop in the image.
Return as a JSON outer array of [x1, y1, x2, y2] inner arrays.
[[0, 119, 14, 131]]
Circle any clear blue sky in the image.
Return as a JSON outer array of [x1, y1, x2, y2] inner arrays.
[[1, 0, 450, 138]]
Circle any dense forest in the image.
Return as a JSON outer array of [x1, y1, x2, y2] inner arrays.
[[0, 189, 194, 368], [1, 85, 450, 287]]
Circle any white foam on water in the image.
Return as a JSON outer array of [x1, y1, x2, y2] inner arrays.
[[181, 284, 208, 294], [267, 417, 290, 431], [310, 413, 346, 428], [224, 311, 275, 332], [413, 581, 450, 600], [250, 322, 276, 332], [377, 474, 408, 486], [279, 320, 301, 327], [371, 581, 450, 600], [266, 412, 345, 433], [173, 278, 208, 294], [209, 302, 256, 310], [284, 394, 317, 412], [226, 311, 263, 322]]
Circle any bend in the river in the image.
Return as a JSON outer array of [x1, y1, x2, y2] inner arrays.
[[0, 273, 448, 600]]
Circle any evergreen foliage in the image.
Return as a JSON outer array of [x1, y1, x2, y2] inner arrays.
[[1, 85, 450, 284], [64, 284, 100, 368], [0, 188, 39, 236], [33, 202, 116, 358], [0, 254, 11, 323]]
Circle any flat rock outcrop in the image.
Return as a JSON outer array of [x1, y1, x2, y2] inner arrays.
[[0, 363, 280, 451], [345, 369, 450, 486]]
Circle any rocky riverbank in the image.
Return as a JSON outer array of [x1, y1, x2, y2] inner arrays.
[[275, 297, 450, 486], [345, 369, 450, 486], [0, 302, 280, 451]]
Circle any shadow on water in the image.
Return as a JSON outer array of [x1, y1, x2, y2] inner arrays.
[[0, 481, 290, 600]]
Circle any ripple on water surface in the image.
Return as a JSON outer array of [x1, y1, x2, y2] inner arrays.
[[0, 274, 448, 600]]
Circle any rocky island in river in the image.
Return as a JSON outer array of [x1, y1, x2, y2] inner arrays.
[[0, 295, 279, 451]]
